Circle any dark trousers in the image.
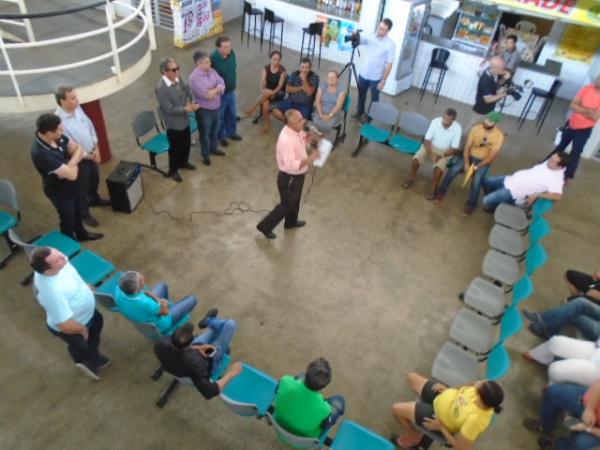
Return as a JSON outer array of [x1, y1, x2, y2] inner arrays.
[[196, 108, 220, 159], [258, 172, 305, 232], [78, 159, 100, 215], [546, 125, 593, 179], [48, 309, 104, 367], [166, 127, 191, 174], [356, 75, 381, 115], [47, 190, 87, 239]]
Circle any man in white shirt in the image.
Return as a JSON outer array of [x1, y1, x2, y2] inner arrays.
[[351, 18, 395, 121], [32, 246, 110, 380], [481, 151, 569, 212], [55, 86, 110, 228], [402, 108, 462, 199]]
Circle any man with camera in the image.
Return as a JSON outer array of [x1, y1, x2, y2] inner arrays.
[[351, 18, 395, 122], [467, 56, 508, 130]]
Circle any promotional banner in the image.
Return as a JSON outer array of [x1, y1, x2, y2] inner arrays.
[[556, 24, 600, 62], [490, 0, 600, 28], [171, 0, 223, 48]]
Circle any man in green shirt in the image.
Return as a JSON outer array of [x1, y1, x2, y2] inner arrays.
[[273, 357, 345, 438], [210, 36, 242, 148]]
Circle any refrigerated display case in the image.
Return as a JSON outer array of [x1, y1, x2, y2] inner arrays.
[[452, 0, 500, 54]]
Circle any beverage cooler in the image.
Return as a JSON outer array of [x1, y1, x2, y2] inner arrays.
[[381, 0, 431, 95]]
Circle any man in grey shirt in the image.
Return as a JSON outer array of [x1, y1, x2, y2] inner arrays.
[[499, 34, 521, 76], [155, 57, 199, 182]]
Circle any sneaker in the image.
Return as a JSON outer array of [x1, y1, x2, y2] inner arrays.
[[198, 308, 218, 329], [219, 138, 229, 147], [76, 362, 100, 381], [96, 356, 112, 370], [229, 134, 242, 141]]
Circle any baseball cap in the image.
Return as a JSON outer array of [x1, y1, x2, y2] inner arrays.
[[486, 111, 503, 123]]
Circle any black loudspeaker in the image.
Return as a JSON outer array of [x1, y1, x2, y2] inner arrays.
[[106, 161, 143, 213]]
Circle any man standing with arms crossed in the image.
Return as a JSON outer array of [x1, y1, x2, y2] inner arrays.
[[351, 18, 395, 122], [55, 86, 111, 228], [256, 109, 320, 240]]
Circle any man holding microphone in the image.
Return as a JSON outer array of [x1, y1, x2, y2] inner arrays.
[[256, 109, 320, 240]]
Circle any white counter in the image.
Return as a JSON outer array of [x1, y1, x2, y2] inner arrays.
[[412, 40, 557, 119]]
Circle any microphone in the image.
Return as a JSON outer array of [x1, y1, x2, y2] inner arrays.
[[304, 121, 322, 136]]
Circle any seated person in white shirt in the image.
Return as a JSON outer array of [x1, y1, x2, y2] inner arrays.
[[481, 151, 569, 212], [402, 108, 462, 200]]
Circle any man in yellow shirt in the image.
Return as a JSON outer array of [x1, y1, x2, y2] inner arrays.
[[435, 111, 504, 216], [391, 372, 504, 449]]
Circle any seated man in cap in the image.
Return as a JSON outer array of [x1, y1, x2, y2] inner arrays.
[[153, 311, 242, 399], [435, 111, 505, 216], [115, 271, 198, 335], [481, 151, 568, 212]]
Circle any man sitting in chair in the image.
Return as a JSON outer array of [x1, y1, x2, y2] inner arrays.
[[115, 271, 198, 335], [154, 312, 242, 399], [273, 357, 345, 438], [272, 58, 319, 121]]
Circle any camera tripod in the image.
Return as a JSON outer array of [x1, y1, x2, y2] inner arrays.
[[335, 43, 361, 148]]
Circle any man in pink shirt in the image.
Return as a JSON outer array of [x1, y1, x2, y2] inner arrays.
[[256, 109, 320, 239], [546, 75, 600, 183]]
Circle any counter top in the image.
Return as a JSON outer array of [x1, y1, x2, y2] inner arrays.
[[276, 0, 360, 21]]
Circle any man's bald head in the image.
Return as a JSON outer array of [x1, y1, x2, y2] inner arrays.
[[285, 109, 306, 132], [489, 56, 505, 76]]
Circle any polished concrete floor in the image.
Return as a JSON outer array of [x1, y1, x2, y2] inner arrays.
[[1, 17, 599, 450]]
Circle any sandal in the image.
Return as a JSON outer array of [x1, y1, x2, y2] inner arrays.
[[402, 180, 413, 189], [390, 433, 423, 448], [523, 417, 545, 433], [424, 192, 435, 201]]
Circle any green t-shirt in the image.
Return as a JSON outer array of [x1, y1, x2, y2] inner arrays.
[[210, 49, 236, 93], [273, 375, 333, 438]]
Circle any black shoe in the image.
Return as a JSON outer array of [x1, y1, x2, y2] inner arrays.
[[229, 134, 242, 141], [211, 149, 226, 156], [203, 158, 211, 166], [220, 138, 229, 147], [83, 213, 99, 227], [90, 197, 111, 207], [351, 112, 363, 120], [198, 308, 219, 329], [284, 220, 306, 229], [181, 162, 196, 171], [257, 225, 276, 239], [458, 292, 465, 301], [171, 171, 183, 182], [96, 355, 112, 370], [75, 362, 100, 381], [77, 231, 104, 242]]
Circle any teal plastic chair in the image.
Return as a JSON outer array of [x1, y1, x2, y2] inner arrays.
[[188, 111, 198, 134], [352, 101, 399, 157], [388, 112, 430, 155], [70, 250, 115, 286], [486, 342, 511, 380], [511, 275, 534, 306], [489, 216, 551, 259], [529, 216, 551, 244], [132, 111, 170, 176], [495, 198, 553, 233], [525, 242, 548, 275], [94, 271, 122, 311], [0, 179, 20, 269], [220, 363, 278, 417], [330, 420, 394, 450]]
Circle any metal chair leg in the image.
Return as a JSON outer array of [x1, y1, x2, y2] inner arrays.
[[300, 31, 305, 60], [419, 66, 432, 102], [518, 93, 534, 129], [434, 68, 446, 104], [156, 379, 180, 408], [279, 22, 283, 53]]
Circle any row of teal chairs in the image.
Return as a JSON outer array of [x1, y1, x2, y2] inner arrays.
[[351, 102, 431, 158]]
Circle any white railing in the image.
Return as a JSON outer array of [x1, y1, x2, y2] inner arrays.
[[0, 0, 35, 42], [0, 0, 156, 106]]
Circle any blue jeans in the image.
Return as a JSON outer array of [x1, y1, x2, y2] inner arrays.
[[196, 108, 220, 159], [482, 175, 514, 212], [218, 91, 238, 140], [356, 75, 380, 115], [546, 125, 593, 180], [540, 383, 600, 450], [151, 282, 198, 329], [192, 317, 238, 376], [540, 297, 600, 340], [437, 156, 489, 208], [321, 395, 346, 433]]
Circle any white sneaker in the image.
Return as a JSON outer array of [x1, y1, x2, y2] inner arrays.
[[76, 362, 100, 381]]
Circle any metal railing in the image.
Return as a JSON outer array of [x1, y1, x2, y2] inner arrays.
[[0, 0, 156, 106], [0, 0, 35, 42]]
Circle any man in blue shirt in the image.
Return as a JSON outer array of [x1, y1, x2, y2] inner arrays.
[[115, 271, 198, 335], [32, 246, 110, 381], [352, 18, 395, 121]]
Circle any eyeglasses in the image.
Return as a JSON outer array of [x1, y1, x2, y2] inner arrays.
[[167, 67, 180, 72]]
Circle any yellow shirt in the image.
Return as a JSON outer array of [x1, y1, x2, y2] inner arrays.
[[467, 124, 504, 160], [433, 386, 494, 442]]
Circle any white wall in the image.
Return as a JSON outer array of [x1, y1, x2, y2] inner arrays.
[[221, 0, 244, 23]]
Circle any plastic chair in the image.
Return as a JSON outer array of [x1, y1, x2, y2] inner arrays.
[[132, 111, 170, 176], [332, 94, 351, 148], [515, 20, 537, 33], [352, 102, 400, 157], [489, 216, 551, 259], [94, 271, 122, 312], [419, 48, 450, 104], [220, 364, 278, 417], [524, 242, 548, 276], [70, 250, 115, 286], [330, 419, 394, 450], [267, 412, 330, 449], [260, 8, 284, 53], [495, 198, 553, 232], [241, 1, 263, 47], [518, 79, 562, 134], [0, 179, 21, 269], [388, 112, 431, 155]]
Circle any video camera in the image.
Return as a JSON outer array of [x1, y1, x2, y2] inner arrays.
[[344, 29, 362, 48], [503, 79, 524, 101]]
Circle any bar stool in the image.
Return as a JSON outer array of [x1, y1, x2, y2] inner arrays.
[[419, 48, 449, 104], [241, 1, 263, 47], [300, 22, 324, 68], [260, 8, 284, 53], [517, 79, 562, 134]]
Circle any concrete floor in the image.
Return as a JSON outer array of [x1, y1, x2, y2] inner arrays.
[[1, 17, 599, 450]]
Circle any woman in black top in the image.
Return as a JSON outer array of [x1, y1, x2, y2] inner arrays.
[[245, 50, 287, 133]]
